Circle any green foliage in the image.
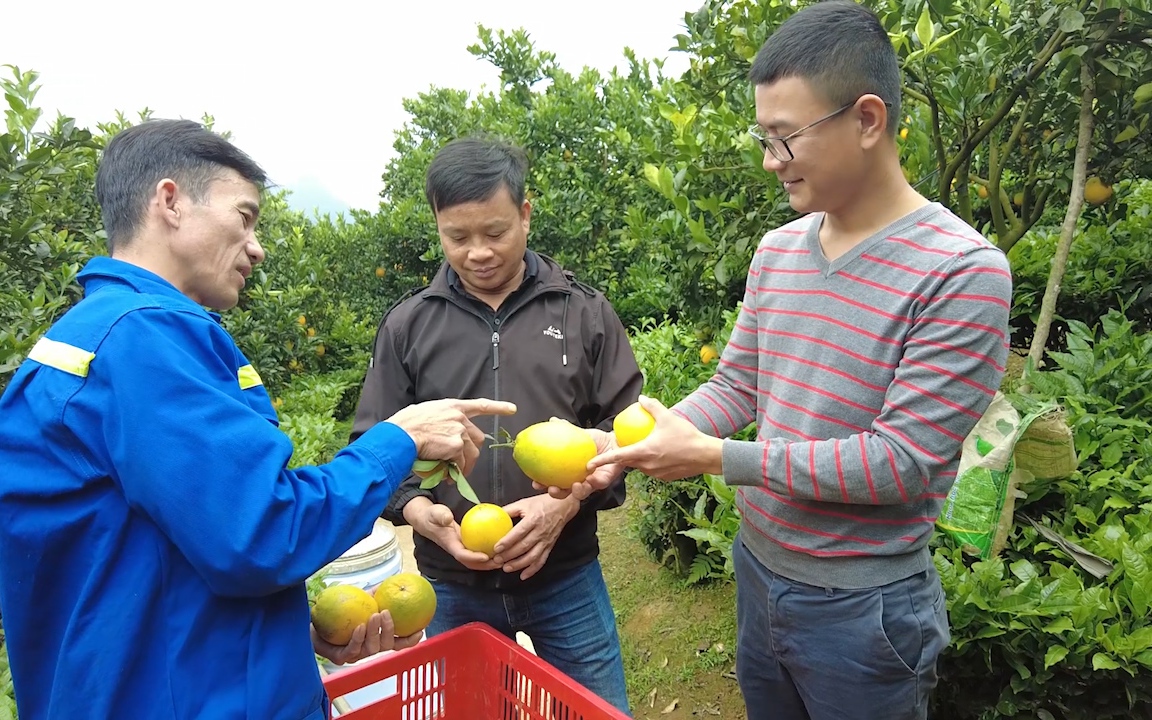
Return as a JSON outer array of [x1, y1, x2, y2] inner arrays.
[[0, 69, 380, 400], [276, 368, 365, 469], [625, 305, 751, 582], [0, 638, 14, 720], [0, 66, 102, 386], [931, 308, 1152, 719], [879, 0, 1152, 250], [680, 474, 741, 584], [3, 1, 1152, 715], [1008, 179, 1152, 350], [222, 195, 378, 399]]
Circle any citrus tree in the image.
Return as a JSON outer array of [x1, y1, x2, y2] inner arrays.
[[0, 66, 103, 387]]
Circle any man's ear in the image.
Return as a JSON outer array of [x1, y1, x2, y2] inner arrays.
[[520, 199, 532, 230], [155, 178, 181, 230], [856, 94, 890, 149]]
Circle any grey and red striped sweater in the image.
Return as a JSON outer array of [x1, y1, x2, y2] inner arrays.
[[673, 202, 1012, 589]]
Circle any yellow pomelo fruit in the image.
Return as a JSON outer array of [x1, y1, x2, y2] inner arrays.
[[977, 185, 989, 199], [1013, 191, 1024, 207], [1084, 176, 1113, 206], [460, 503, 514, 557], [310, 584, 378, 646], [512, 418, 597, 489], [614, 402, 656, 447], [700, 345, 719, 364], [373, 572, 437, 638]]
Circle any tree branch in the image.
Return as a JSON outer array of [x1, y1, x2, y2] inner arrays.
[[942, 26, 1069, 196], [1025, 60, 1096, 375]]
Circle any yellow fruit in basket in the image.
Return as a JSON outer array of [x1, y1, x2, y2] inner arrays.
[[310, 584, 378, 646], [510, 418, 597, 489], [613, 402, 655, 447], [460, 503, 514, 557], [374, 573, 437, 638]]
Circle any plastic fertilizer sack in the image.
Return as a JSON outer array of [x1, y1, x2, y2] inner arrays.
[[936, 392, 1071, 558]]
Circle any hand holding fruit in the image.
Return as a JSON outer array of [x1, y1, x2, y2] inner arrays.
[[530, 404, 654, 500], [587, 395, 724, 481], [386, 397, 517, 476], [403, 498, 501, 572], [310, 580, 431, 665], [310, 607, 422, 665], [491, 494, 580, 581]]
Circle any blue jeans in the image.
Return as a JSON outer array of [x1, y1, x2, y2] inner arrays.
[[733, 534, 949, 720], [425, 559, 631, 716]]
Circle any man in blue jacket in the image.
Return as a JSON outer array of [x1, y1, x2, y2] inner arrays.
[[0, 119, 515, 720]]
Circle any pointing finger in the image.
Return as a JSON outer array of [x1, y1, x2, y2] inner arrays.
[[452, 398, 517, 418]]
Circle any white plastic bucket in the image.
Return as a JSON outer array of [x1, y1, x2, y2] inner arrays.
[[321, 518, 404, 591], [316, 519, 407, 714]]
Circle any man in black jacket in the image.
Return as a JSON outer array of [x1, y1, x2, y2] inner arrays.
[[350, 136, 641, 714]]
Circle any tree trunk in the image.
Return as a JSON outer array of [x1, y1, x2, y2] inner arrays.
[[1025, 61, 1096, 374]]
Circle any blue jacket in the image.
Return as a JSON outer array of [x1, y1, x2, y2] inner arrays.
[[0, 257, 417, 719]]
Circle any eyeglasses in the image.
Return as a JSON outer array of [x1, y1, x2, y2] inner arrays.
[[748, 99, 890, 162]]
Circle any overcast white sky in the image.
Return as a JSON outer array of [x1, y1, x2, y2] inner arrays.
[[6, 0, 697, 215]]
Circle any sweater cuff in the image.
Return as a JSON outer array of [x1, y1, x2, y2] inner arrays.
[[722, 439, 767, 487]]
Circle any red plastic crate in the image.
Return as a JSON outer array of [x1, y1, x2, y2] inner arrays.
[[322, 622, 631, 719]]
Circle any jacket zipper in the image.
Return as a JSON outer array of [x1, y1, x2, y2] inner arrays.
[[433, 288, 567, 502], [490, 325, 500, 495]]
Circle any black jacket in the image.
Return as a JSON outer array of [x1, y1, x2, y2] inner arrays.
[[349, 251, 643, 593]]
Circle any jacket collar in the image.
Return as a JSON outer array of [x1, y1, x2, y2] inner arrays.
[[428, 249, 571, 301], [77, 256, 222, 321]]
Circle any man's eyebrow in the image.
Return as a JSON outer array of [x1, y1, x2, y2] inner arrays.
[[236, 199, 261, 219], [761, 118, 794, 134]]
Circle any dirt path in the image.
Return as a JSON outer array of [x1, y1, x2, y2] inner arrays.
[[598, 497, 746, 719]]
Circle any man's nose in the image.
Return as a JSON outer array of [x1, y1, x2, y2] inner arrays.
[[248, 235, 265, 265]]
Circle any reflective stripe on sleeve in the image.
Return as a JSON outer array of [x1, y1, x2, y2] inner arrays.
[[27, 337, 96, 377], [237, 364, 263, 390]]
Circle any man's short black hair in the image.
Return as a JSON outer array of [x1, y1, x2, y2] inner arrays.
[[95, 119, 267, 250], [749, 1, 902, 135], [425, 136, 528, 213]]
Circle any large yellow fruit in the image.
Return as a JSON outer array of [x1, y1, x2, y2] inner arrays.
[[1084, 176, 1113, 206], [311, 584, 378, 646], [460, 503, 513, 557], [373, 573, 437, 637], [700, 345, 720, 364], [977, 185, 989, 199], [614, 402, 656, 447], [511, 418, 597, 489]]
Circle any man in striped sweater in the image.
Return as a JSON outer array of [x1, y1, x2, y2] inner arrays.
[[574, 2, 1013, 719]]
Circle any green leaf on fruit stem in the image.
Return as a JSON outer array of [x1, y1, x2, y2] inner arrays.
[[449, 464, 481, 505]]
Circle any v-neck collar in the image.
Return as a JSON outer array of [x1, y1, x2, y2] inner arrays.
[[805, 203, 944, 276]]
